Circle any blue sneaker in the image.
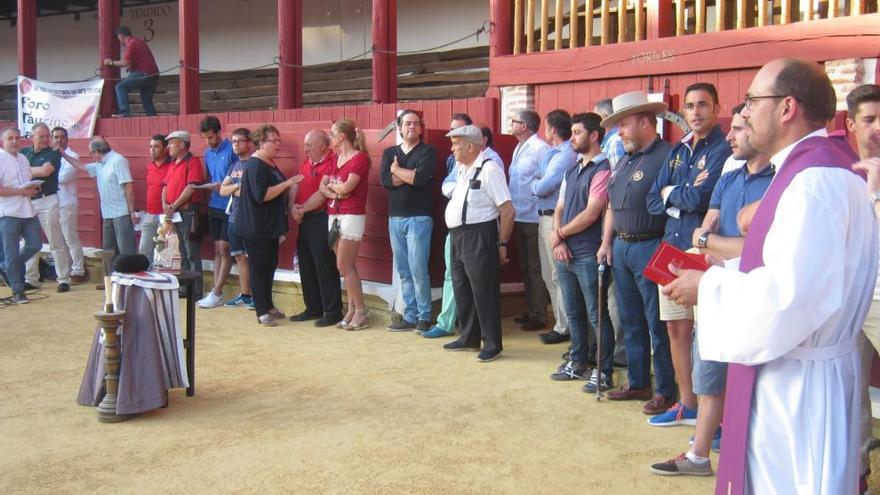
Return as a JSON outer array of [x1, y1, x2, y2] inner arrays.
[[224, 294, 253, 308], [422, 326, 453, 339], [647, 401, 698, 427], [688, 427, 722, 453]]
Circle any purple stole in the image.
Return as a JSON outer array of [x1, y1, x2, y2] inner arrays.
[[714, 135, 859, 495]]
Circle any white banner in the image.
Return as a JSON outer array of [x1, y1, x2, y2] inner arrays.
[[17, 76, 104, 139]]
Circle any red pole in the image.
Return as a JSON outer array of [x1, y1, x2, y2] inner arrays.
[[647, 0, 674, 39], [16, 0, 37, 78], [489, 0, 513, 58], [486, 0, 513, 100], [178, 0, 200, 115], [98, 0, 120, 117], [371, 0, 397, 104], [278, 0, 303, 109]]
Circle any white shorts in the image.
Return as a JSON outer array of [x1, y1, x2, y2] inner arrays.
[[658, 285, 695, 321], [329, 214, 366, 242]]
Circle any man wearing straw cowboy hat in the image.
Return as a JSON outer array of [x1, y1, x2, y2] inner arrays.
[[596, 91, 676, 415]]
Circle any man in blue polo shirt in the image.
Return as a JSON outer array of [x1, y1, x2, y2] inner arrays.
[[645, 83, 732, 427], [650, 103, 772, 476], [198, 116, 237, 308]]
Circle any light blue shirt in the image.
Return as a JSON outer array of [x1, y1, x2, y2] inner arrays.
[[530, 140, 576, 211], [86, 150, 133, 219], [508, 134, 550, 223], [601, 126, 626, 173]]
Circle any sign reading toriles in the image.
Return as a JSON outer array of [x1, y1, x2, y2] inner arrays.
[[17, 76, 104, 139]]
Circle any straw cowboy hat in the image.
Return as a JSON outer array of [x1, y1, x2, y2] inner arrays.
[[600, 91, 668, 129]]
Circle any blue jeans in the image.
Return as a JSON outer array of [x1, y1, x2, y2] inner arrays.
[[0, 216, 42, 294], [611, 238, 675, 398], [389, 216, 433, 323], [115, 72, 158, 116], [556, 255, 615, 375]]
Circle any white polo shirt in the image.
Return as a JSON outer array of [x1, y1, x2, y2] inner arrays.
[[445, 150, 511, 229], [57, 147, 80, 208], [0, 149, 37, 219]]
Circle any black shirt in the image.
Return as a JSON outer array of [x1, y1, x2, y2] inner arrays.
[[21, 146, 61, 196], [234, 157, 288, 239], [379, 142, 437, 217], [607, 137, 671, 235]]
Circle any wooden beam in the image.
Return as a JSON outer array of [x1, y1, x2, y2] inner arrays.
[[647, 0, 674, 39], [489, 13, 880, 86], [828, 0, 839, 18], [277, 0, 303, 109], [600, 0, 610, 44], [178, 0, 200, 115], [585, 0, 594, 45], [17, 0, 36, 78], [852, 0, 864, 15], [780, 0, 791, 24], [514, 0, 523, 54], [675, 0, 685, 35], [635, 0, 644, 40], [695, 0, 705, 33], [801, 0, 814, 21], [555, 0, 564, 49], [716, 0, 727, 31], [490, 0, 514, 57], [371, 0, 397, 103], [618, 0, 628, 42], [736, 0, 746, 29], [97, 0, 120, 117], [757, 0, 767, 26], [570, 0, 580, 48], [527, 0, 536, 52], [540, 0, 550, 51]]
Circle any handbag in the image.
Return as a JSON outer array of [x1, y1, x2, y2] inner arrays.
[[328, 216, 341, 249], [189, 203, 209, 239]]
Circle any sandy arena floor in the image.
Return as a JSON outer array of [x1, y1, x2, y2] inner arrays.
[[0, 281, 875, 494]]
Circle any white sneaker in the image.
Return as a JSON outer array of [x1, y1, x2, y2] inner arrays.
[[197, 291, 224, 308]]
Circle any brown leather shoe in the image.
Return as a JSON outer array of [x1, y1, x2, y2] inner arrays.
[[606, 384, 652, 401], [643, 394, 675, 415], [70, 273, 88, 284]]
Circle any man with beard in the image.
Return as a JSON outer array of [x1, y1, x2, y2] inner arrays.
[[665, 58, 877, 494], [596, 91, 675, 415], [139, 135, 171, 263], [548, 112, 615, 391], [381, 110, 437, 332]]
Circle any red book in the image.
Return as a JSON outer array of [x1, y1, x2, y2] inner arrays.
[[643, 241, 710, 286]]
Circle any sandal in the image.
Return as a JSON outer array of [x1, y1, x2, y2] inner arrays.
[[345, 308, 370, 331], [337, 309, 354, 329]]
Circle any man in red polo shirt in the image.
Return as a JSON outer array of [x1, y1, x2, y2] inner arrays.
[[103, 26, 160, 117], [138, 134, 171, 263], [289, 129, 342, 326], [162, 130, 204, 296]]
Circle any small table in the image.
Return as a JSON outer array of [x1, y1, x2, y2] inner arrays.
[[175, 270, 200, 397]]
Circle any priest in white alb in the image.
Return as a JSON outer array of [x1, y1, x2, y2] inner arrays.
[[664, 58, 878, 494]]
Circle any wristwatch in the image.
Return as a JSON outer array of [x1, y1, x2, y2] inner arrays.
[[871, 191, 880, 205], [697, 230, 711, 249], [497, 240, 509, 247]]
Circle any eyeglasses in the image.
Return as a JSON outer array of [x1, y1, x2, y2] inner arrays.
[[231, 138, 250, 144], [683, 101, 711, 112], [743, 94, 789, 111], [511, 119, 524, 125]]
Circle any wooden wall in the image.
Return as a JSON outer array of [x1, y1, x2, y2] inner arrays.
[[61, 97, 523, 285]]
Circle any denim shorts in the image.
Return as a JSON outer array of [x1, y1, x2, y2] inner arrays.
[[226, 223, 246, 257], [691, 326, 727, 396]]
